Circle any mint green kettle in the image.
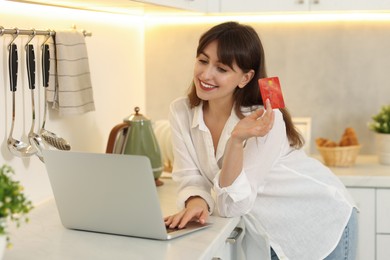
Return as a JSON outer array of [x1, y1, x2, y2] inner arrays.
[[106, 107, 163, 185]]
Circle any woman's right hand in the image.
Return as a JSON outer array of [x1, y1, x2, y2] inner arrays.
[[164, 196, 209, 229], [231, 99, 274, 143]]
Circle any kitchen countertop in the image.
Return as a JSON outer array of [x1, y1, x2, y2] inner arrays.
[[316, 155, 390, 188], [4, 178, 241, 260], [4, 156, 388, 259]]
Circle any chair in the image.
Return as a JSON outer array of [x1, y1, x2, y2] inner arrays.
[[153, 120, 173, 172], [292, 117, 312, 154]]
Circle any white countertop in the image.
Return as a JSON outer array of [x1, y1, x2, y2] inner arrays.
[[4, 156, 388, 259], [316, 155, 390, 188], [4, 178, 240, 260]]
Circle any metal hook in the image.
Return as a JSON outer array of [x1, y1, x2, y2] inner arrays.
[[8, 27, 19, 49], [25, 28, 37, 49], [41, 29, 52, 48]]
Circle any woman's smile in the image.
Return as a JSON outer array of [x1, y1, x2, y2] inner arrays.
[[199, 80, 218, 91]]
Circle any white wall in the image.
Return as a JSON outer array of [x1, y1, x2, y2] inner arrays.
[[0, 2, 146, 205]]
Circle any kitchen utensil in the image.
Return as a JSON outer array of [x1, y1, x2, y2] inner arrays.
[[106, 107, 163, 186], [7, 42, 36, 157], [26, 43, 45, 162], [39, 43, 71, 151]]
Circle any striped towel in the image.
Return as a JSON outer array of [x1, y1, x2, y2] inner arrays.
[[47, 30, 95, 115]]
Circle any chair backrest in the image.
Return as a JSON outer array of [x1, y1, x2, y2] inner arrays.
[[153, 120, 173, 172], [292, 117, 312, 154]]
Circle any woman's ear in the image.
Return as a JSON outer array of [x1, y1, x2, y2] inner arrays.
[[238, 69, 255, 88]]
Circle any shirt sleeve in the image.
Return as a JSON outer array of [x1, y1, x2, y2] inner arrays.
[[213, 109, 289, 217], [168, 100, 215, 213]]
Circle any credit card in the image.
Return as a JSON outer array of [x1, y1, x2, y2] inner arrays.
[[258, 77, 285, 109]]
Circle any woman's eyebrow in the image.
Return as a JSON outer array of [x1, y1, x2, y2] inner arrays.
[[199, 51, 209, 58], [199, 51, 235, 71]]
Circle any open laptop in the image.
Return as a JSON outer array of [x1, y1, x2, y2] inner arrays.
[[42, 150, 211, 240]]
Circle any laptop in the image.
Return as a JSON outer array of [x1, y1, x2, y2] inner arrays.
[[42, 150, 211, 240]]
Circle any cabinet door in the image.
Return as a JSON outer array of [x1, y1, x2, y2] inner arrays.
[[135, 0, 210, 12], [220, 0, 390, 13], [377, 235, 390, 260], [347, 188, 375, 260], [377, 189, 390, 233], [310, 0, 390, 11], [220, 0, 309, 13], [212, 226, 244, 260]]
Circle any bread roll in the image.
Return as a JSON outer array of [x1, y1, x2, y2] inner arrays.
[[339, 127, 359, 146]]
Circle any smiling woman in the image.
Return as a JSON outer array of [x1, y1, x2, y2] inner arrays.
[[165, 21, 358, 260]]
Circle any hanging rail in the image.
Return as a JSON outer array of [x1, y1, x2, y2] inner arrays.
[[0, 26, 92, 37]]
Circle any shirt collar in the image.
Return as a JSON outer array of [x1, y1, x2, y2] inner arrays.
[[191, 102, 205, 130], [191, 101, 246, 130]]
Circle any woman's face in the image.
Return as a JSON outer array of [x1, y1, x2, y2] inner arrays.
[[193, 41, 254, 106]]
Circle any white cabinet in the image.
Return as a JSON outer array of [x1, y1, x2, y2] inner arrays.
[[219, 0, 390, 13], [347, 188, 390, 260], [134, 0, 218, 12], [377, 189, 390, 232], [347, 188, 376, 260], [332, 160, 390, 260], [314, 0, 390, 11], [212, 225, 244, 260], [376, 189, 390, 260], [377, 235, 390, 260], [220, 0, 313, 13]]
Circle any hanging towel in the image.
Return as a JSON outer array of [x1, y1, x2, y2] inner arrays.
[[48, 30, 95, 115]]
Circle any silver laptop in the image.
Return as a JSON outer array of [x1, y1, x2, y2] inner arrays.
[[42, 150, 211, 240]]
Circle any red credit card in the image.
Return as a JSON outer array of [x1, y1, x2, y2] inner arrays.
[[258, 77, 285, 109]]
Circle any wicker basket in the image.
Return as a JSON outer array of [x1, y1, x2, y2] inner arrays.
[[316, 145, 361, 167]]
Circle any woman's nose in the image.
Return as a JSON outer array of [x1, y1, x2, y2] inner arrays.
[[201, 65, 214, 80]]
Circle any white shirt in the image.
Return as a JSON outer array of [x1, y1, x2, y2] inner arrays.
[[169, 97, 356, 260]]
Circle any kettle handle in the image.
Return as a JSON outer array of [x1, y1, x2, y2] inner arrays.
[[106, 123, 129, 153]]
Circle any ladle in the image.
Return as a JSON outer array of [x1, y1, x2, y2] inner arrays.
[[39, 38, 71, 151], [26, 30, 46, 162], [6, 29, 37, 157]]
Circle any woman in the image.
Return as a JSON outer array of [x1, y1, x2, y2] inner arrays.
[[164, 21, 358, 260]]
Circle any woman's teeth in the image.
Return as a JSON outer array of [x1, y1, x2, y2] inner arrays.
[[201, 81, 216, 89]]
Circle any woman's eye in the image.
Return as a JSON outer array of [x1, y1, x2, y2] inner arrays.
[[217, 67, 227, 73], [198, 59, 208, 64]]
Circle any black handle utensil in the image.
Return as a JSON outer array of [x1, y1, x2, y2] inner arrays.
[[7, 43, 36, 157], [42, 44, 50, 88], [26, 44, 45, 161], [9, 43, 18, 92], [26, 44, 36, 90]]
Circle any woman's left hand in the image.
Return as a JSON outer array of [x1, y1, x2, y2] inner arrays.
[[164, 196, 209, 229], [231, 99, 275, 143]]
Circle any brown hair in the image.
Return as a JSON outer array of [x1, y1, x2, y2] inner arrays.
[[188, 21, 303, 148]]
